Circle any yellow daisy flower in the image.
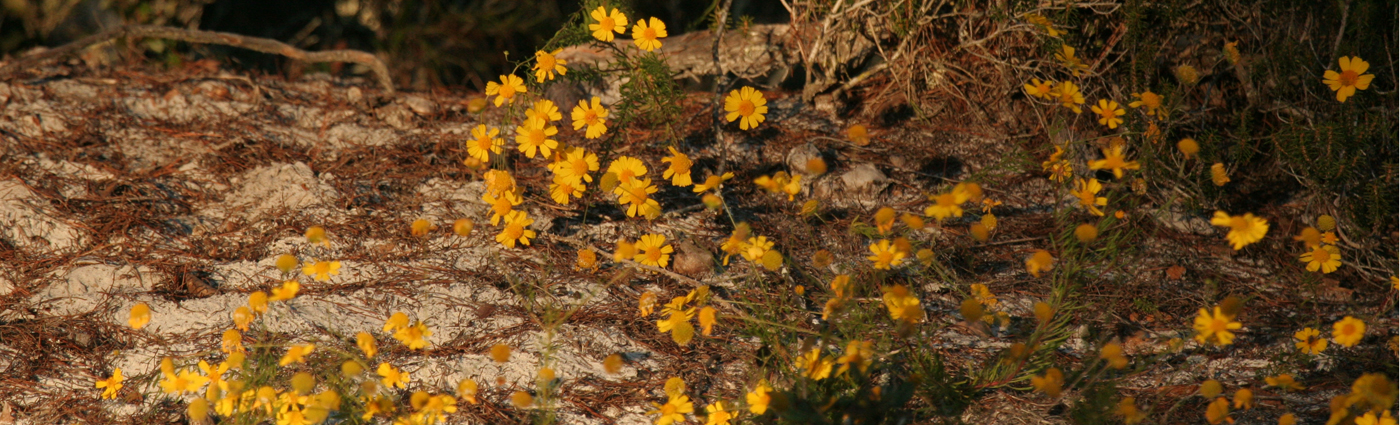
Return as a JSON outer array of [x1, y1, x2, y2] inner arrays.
[[616, 179, 662, 220], [1024, 13, 1060, 37], [514, 117, 559, 159], [1192, 306, 1242, 346], [746, 381, 772, 415], [1054, 45, 1090, 76], [495, 210, 536, 248], [571, 96, 610, 139], [549, 178, 585, 205], [96, 368, 123, 399], [1025, 249, 1054, 277], [924, 183, 972, 222], [377, 362, 409, 389], [1322, 56, 1375, 102], [796, 348, 834, 380], [1129, 91, 1164, 117], [1031, 367, 1064, 397], [280, 343, 315, 366], [302, 260, 341, 282], [526, 99, 563, 122], [631, 17, 667, 52], [1088, 145, 1141, 179], [484, 74, 526, 107], [128, 302, 151, 330], [552, 147, 598, 184], [588, 7, 627, 42], [606, 156, 648, 188], [867, 239, 906, 270], [533, 49, 567, 83], [1210, 163, 1230, 186], [270, 279, 300, 301], [1300, 244, 1341, 273], [1053, 81, 1085, 113], [1332, 316, 1365, 347], [462, 124, 504, 163], [1209, 211, 1269, 250], [649, 395, 693, 425], [1024, 78, 1054, 99], [1091, 99, 1126, 129], [661, 147, 693, 187], [634, 233, 674, 268], [1072, 178, 1107, 216], [723, 86, 768, 130]]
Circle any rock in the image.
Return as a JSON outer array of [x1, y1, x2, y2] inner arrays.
[[672, 240, 713, 277], [346, 87, 363, 104], [402, 95, 437, 117], [785, 143, 821, 175], [840, 163, 889, 199], [1152, 208, 1214, 235], [375, 102, 415, 130]]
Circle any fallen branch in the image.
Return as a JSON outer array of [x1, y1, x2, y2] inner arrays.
[[0, 25, 395, 94]]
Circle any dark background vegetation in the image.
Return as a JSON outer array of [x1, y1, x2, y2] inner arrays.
[[0, 0, 786, 90]]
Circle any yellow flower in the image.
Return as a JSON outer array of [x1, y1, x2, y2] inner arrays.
[[305, 225, 329, 247], [588, 7, 627, 42], [1223, 41, 1241, 65], [96, 368, 123, 399], [1211, 163, 1230, 186], [1266, 374, 1305, 391], [649, 395, 694, 425], [1042, 146, 1072, 182], [457, 379, 479, 404], [526, 100, 563, 124], [1100, 343, 1129, 369], [868, 239, 906, 270], [484, 74, 526, 107], [637, 291, 657, 317], [280, 344, 316, 366], [571, 96, 610, 139], [733, 236, 770, 264], [199, 360, 229, 392], [1205, 397, 1231, 424], [606, 156, 648, 188], [1054, 45, 1090, 76], [723, 86, 768, 130], [1300, 244, 1342, 273], [848, 124, 871, 146], [632, 17, 668, 52], [466, 124, 503, 163], [483, 168, 517, 196], [881, 285, 924, 323], [1176, 65, 1200, 86], [128, 302, 151, 330], [1116, 397, 1147, 424], [221, 329, 244, 353], [275, 254, 298, 273], [1053, 81, 1085, 113], [302, 260, 341, 282], [1332, 316, 1365, 347], [1356, 411, 1398, 425], [661, 147, 693, 187], [1072, 178, 1107, 216], [1177, 138, 1200, 159], [1024, 13, 1060, 37], [270, 280, 300, 301], [698, 306, 717, 336], [232, 306, 253, 331], [1209, 211, 1269, 250], [797, 348, 834, 381], [551, 147, 598, 185], [354, 331, 376, 358], [925, 183, 972, 221], [1088, 145, 1141, 179], [1233, 388, 1254, 409], [617, 179, 662, 220], [1091, 99, 1126, 129], [692, 172, 734, 193], [970, 284, 998, 309], [495, 210, 537, 248], [1322, 56, 1375, 102], [1031, 367, 1064, 397], [746, 381, 773, 415], [533, 49, 567, 83], [384, 311, 410, 332], [1192, 307, 1242, 346], [378, 363, 409, 389], [393, 320, 432, 350], [1026, 249, 1054, 277], [483, 189, 523, 226], [704, 401, 735, 425], [1024, 78, 1054, 99], [1129, 91, 1165, 117], [1294, 327, 1327, 354], [635, 234, 675, 268], [160, 366, 210, 395], [548, 178, 584, 205], [835, 340, 874, 375], [515, 117, 559, 159]]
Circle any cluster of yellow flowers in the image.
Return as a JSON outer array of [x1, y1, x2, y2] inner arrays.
[[1296, 215, 1343, 274]]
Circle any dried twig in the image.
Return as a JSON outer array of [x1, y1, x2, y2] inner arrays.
[[0, 25, 395, 94]]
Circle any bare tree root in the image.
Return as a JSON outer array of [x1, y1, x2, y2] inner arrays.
[[0, 25, 395, 94]]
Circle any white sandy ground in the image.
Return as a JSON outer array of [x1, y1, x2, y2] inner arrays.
[[0, 74, 1333, 425]]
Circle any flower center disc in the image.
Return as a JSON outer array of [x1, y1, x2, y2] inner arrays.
[[739, 101, 755, 116], [1340, 70, 1359, 86]]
